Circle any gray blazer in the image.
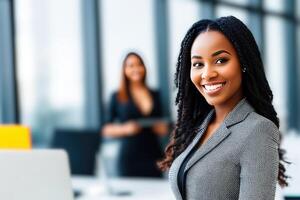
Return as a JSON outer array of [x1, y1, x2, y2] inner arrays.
[[169, 98, 280, 200]]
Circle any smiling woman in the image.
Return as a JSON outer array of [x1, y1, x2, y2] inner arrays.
[[158, 16, 289, 200]]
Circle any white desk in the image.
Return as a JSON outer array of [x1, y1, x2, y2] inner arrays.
[[73, 176, 295, 200], [72, 176, 174, 200], [73, 176, 300, 200]]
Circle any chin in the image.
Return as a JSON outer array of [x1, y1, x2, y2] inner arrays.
[[130, 77, 142, 82], [203, 96, 226, 107]]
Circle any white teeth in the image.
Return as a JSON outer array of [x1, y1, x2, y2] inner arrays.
[[204, 83, 224, 91]]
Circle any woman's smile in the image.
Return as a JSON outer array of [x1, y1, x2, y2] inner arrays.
[[202, 81, 226, 95]]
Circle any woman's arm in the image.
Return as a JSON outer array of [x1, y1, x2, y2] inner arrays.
[[152, 121, 169, 137], [102, 121, 141, 138], [238, 120, 280, 200]]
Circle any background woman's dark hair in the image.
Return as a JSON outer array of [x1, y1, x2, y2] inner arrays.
[[158, 16, 289, 187], [117, 52, 148, 102]]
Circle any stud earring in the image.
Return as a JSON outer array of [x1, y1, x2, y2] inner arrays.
[[242, 67, 247, 73]]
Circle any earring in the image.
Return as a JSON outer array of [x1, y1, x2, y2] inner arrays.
[[242, 67, 246, 73]]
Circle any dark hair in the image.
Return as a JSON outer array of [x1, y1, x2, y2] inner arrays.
[[117, 52, 148, 102], [158, 16, 289, 187]]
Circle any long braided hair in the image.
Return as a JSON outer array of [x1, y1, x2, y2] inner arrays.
[[158, 16, 289, 187]]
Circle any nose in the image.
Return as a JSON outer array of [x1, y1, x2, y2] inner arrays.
[[132, 65, 142, 71], [201, 66, 218, 80]]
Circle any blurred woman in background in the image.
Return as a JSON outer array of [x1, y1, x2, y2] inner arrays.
[[102, 52, 169, 177]]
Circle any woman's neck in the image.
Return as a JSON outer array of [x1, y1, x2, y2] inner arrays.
[[129, 82, 145, 90], [213, 95, 244, 124]]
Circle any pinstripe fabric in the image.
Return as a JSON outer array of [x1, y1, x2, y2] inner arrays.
[[169, 98, 280, 200]]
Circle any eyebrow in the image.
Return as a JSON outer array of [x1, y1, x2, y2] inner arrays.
[[191, 50, 231, 59]]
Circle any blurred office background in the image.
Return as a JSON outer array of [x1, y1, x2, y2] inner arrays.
[[0, 0, 300, 198]]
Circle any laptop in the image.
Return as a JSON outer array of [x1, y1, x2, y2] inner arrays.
[[0, 150, 74, 200]]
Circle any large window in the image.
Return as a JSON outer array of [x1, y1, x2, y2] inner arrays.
[[15, 0, 85, 145], [263, 0, 284, 13], [264, 16, 287, 130], [167, 0, 201, 120], [216, 6, 248, 23], [11, 0, 300, 144], [100, 0, 158, 104]]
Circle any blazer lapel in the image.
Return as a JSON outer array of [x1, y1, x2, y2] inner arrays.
[[184, 98, 254, 172], [169, 110, 214, 200], [170, 98, 254, 199], [184, 123, 231, 172]]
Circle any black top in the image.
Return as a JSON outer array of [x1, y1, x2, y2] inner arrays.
[[106, 89, 164, 177], [177, 144, 198, 200], [177, 111, 215, 199]]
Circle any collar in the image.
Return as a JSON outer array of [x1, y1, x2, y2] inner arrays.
[[199, 98, 254, 130]]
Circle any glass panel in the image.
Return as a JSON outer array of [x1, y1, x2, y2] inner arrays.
[[220, 0, 249, 6], [168, 0, 200, 120], [263, 0, 284, 13], [0, 99, 2, 122], [297, 0, 300, 19], [264, 16, 287, 130], [100, 0, 157, 103], [298, 26, 300, 70], [15, 0, 85, 145], [298, 25, 300, 125], [216, 5, 248, 24]]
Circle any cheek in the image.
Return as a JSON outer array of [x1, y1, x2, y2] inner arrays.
[[235, 74, 243, 89], [226, 68, 242, 88], [190, 70, 196, 84], [124, 68, 130, 76], [139, 68, 146, 75], [222, 61, 241, 80], [190, 69, 202, 88]]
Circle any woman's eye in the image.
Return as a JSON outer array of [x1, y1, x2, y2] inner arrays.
[[192, 62, 204, 68], [215, 58, 229, 64]]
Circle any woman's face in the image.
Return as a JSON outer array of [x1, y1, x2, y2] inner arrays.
[[124, 55, 146, 83], [190, 31, 243, 107]]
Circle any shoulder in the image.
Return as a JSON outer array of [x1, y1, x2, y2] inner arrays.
[[246, 112, 279, 134], [240, 112, 280, 145], [109, 91, 119, 104]]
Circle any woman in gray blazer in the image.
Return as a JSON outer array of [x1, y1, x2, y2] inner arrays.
[[159, 16, 289, 200]]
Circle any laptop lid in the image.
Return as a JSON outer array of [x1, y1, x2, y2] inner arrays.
[[0, 150, 74, 200]]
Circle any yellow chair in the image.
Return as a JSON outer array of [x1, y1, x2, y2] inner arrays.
[[0, 125, 32, 149]]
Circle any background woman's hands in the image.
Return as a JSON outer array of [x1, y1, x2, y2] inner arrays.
[[101, 120, 141, 138], [152, 121, 169, 137], [102, 120, 169, 138], [123, 121, 142, 136]]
